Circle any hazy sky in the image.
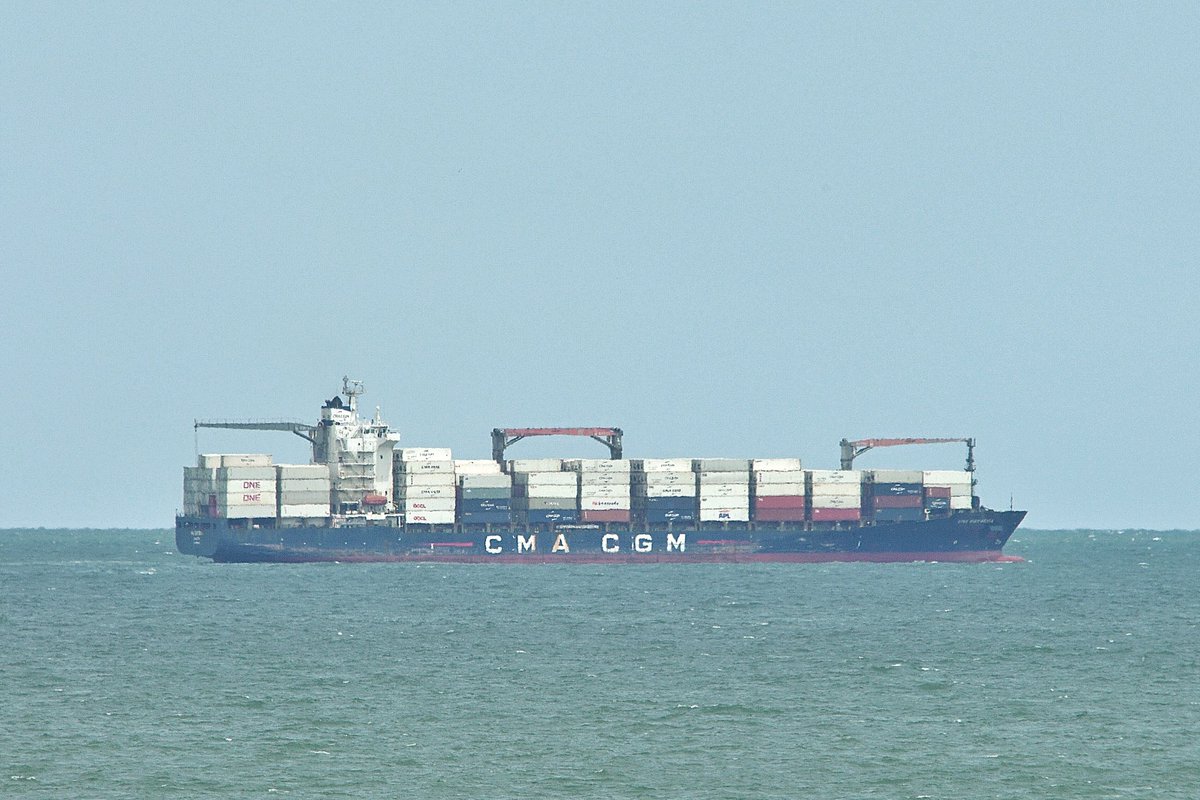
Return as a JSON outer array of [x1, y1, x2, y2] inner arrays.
[[3, 3, 1197, 529]]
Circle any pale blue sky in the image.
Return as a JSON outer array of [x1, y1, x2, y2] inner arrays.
[[2, 3, 1197, 529]]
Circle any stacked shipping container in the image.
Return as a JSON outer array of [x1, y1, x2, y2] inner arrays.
[[182, 454, 277, 519], [865, 469, 924, 523], [922, 470, 974, 511], [694, 458, 751, 522], [751, 458, 806, 522], [394, 447, 456, 524], [510, 459, 578, 524], [189, 450, 978, 529], [276, 463, 331, 518], [456, 459, 512, 525], [631, 459, 696, 524], [808, 469, 863, 522], [566, 458, 632, 523]]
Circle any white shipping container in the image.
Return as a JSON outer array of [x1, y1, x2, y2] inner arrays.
[[697, 471, 750, 485], [220, 504, 277, 518], [752, 483, 807, 497], [405, 510, 456, 525], [219, 489, 277, 506], [922, 470, 974, 486], [634, 484, 697, 498], [753, 470, 807, 485], [808, 484, 861, 498], [631, 458, 692, 472], [950, 485, 972, 498], [580, 497, 632, 511], [508, 458, 563, 473], [277, 478, 330, 491], [399, 447, 453, 462], [220, 454, 273, 468], [217, 466, 276, 481], [950, 495, 974, 509], [751, 458, 803, 471], [279, 504, 329, 518], [692, 458, 751, 472], [522, 484, 581, 498], [458, 474, 512, 489], [512, 471, 577, 486], [699, 507, 750, 522], [699, 483, 750, 498], [807, 469, 862, 485], [699, 495, 750, 509], [184, 466, 215, 480], [579, 484, 632, 499], [632, 471, 693, 486], [563, 459, 632, 473], [577, 471, 632, 486], [869, 469, 924, 484], [810, 494, 860, 509], [398, 485, 455, 499], [454, 459, 504, 475], [275, 464, 328, 480], [218, 478, 277, 493], [395, 460, 455, 474], [276, 491, 329, 505], [198, 454, 223, 468], [400, 498, 456, 512], [399, 473, 457, 486]]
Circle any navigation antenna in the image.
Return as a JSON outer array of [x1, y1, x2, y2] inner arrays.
[[342, 376, 364, 413]]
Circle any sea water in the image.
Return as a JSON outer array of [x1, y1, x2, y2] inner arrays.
[[1, 529, 1196, 799]]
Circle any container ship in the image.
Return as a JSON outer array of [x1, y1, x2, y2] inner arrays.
[[175, 379, 1025, 564]]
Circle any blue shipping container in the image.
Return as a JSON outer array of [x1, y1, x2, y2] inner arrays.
[[870, 482, 923, 496], [640, 496, 698, 511], [521, 509, 580, 524], [457, 510, 512, 524], [924, 497, 950, 510], [643, 509, 697, 523], [459, 498, 512, 513]]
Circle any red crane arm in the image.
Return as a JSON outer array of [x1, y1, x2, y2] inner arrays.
[[839, 437, 975, 471]]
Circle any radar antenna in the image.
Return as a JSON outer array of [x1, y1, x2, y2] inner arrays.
[[342, 377, 364, 412]]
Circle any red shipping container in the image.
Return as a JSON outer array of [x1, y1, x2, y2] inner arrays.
[[753, 496, 807, 510], [754, 508, 807, 522], [924, 486, 951, 499], [581, 510, 631, 523], [870, 495, 923, 509], [810, 508, 861, 522]]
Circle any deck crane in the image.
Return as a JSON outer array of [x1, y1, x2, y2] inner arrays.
[[492, 427, 624, 462], [839, 437, 975, 472]]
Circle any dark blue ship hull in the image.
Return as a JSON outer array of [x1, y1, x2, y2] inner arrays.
[[175, 510, 1026, 563]]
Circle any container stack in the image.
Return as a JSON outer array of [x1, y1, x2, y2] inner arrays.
[[276, 464, 331, 518], [631, 458, 696, 525], [922, 470, 974, 511], [565, 459, 632, 523], [455, 459, 511, 525], [808, 469, 862, 522], [865, 469, 924, 523], [394, 447, 456, 524], [182, 455, 220, 516], [510, 459, 578, 524], [751, 458, 806, 522], [694, 458, 751, 522], [215, 453, 276, 519]]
